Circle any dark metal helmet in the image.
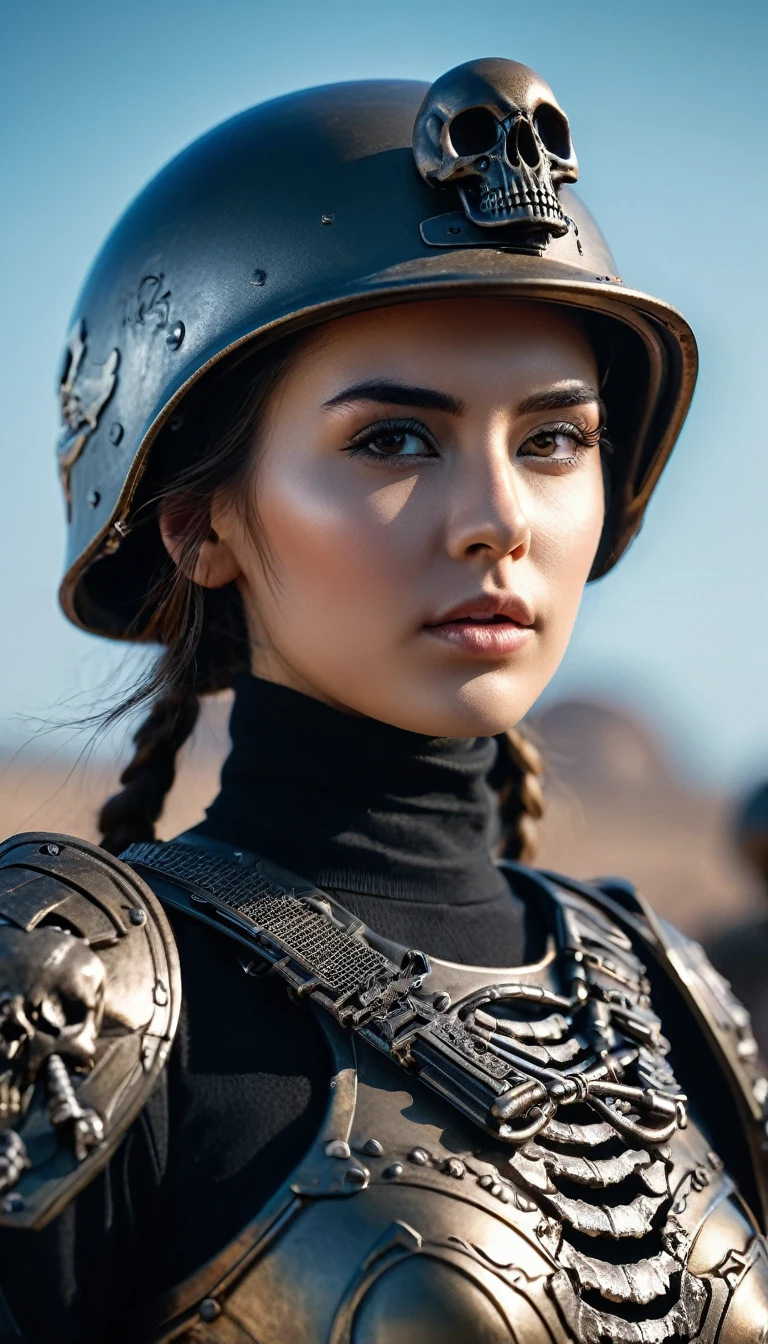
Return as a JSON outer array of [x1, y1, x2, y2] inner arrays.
[[56, 57, 697, 640]]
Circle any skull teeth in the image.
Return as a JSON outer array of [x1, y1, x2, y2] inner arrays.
[[478, 188, 562, 218]]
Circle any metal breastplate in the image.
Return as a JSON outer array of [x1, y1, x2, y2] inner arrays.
[[138, 868, 768, 1344]]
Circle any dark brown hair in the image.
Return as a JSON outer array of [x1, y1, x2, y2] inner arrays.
[[97, 333, 546, 861]]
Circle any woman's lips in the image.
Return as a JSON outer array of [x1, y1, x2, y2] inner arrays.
[[422, 615, 534, 657], [422, 593, 535, 657]]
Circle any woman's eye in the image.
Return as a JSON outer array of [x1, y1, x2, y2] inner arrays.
[[349, 422, 436, 462], [518, 428, 582, 461], [366, 430, 428, 457]]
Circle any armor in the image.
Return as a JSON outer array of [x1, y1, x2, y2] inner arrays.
[[120, 842, 768, 1343], [3, 834, 764, 1339], [54, 57, 697, 642], [0, 833, 180, 1230]]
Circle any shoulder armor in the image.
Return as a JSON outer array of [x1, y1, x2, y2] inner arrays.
[[0, 832, 180, 1230]]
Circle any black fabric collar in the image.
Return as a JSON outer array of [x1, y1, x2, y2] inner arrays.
[[193, 673, 511, 908]]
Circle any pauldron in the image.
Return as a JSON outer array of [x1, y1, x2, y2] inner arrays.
[[0, 832, 180, 1229]]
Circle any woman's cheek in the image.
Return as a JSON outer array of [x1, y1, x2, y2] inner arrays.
[[528, 465, 604, 572], [525, 471, 604, 650], [249, 460, 420, 634]]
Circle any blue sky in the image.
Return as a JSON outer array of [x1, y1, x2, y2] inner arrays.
[[1, 0, 766, 787]]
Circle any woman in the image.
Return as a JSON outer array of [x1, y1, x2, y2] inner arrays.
[[0, 58, 766, 1344]]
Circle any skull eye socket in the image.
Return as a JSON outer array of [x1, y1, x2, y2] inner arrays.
[[448, 107, 499, 157], [509, 119, 540, 169], [37, 996, 67, 1035], [534, 104, 572, 160]]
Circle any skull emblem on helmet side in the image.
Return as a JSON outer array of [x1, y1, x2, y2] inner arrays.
[[413, 58, 578, 234]]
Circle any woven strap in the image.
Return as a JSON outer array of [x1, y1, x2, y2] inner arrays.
[[124, 841, 393, 1003]]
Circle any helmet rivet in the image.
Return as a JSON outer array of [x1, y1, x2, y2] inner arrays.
[[250, 269, 267, 286], [447, 226, 461, 236], [87, 490, 101, 508], [199, 1299, 221, 1322], [109, 421, 124, 445], [129, 907, 146, 926], [41, 843, 61, 856], [321, 213, 335, 225], [166, 322, 185, 349]]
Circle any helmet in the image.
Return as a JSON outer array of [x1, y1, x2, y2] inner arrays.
[[56, 57, 697, 640]]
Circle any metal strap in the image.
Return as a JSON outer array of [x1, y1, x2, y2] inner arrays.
[[123, 841, 414, 1016], [123, 841, 688, 1153]]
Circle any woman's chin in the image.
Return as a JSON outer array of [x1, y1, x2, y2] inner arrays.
[[360, 681, 538, 739]]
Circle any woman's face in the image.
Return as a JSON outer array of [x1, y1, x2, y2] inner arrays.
[[207, 298, 605, 736]]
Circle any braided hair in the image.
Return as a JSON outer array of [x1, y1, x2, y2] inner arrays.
[[491, 727, 546, 863], [98, 336, 299, 853], [97, 339, 555, 862]]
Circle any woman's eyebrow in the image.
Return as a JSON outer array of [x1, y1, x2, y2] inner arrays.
[[517, 382, 602, 415], [323, 380, 465, 415]]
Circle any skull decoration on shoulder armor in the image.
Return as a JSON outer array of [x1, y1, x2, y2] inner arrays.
[[413, 57, 578, 234], [0, 833, 180, 1228]]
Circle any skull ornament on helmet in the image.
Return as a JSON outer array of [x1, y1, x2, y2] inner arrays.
[[413, 57, 578, 233]]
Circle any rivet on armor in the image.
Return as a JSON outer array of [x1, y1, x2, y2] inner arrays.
[[325, 1139, 351, 1160], [408, 1147, 430, 1166], [129, 907, 146, 926], [166, 322, 185, 349], [444, 1157, 465, 1178], [87, 490, 101, 508], [344, 1165, 369, 1187], [478, 1173, 493, 1189], [691, 1165, 710, 1191], [109, 421, 124, 445], [2, 1194, 24, 1214], [382, 1163, 403, 1179], [362, 1138, 384, 1157], [40, 843, 61, 856], [199, 1298, 221, 1323], [320, 212, 335, 225], [250, 269, 267, 286], [432, 991, 451, 1011]]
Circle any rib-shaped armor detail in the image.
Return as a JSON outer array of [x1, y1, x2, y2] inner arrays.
[[118, 842, 768, 1343]]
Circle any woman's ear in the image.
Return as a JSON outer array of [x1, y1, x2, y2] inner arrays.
[[158, 499, 242, 589]]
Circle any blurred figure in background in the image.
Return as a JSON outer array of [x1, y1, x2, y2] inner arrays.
[[706, 780, 768, 1055]]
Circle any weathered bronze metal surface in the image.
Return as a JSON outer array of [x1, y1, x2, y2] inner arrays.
[[0, 833, 180, 1229], [413, 59, 578, 237], [123, 842, 768, 1342]]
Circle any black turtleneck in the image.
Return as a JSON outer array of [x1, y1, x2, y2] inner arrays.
[[194, 673, 539, 965], [0, 675, 544, 1342]]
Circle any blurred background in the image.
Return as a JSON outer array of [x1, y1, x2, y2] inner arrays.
[[1, 1, 767, 1025]]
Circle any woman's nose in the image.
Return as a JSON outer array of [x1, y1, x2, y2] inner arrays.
[[444, 442, 531, 564]]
